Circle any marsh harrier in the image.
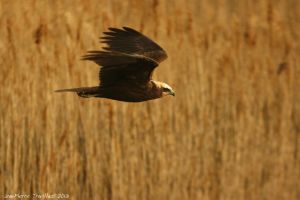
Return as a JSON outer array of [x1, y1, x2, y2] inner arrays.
[[56, 27, 175, 102]]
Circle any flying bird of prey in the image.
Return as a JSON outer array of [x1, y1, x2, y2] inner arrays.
[[56, 27, 175, 102]]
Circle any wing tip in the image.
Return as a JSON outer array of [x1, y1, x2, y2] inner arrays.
[[108, 27, 121, 32], [123, 26, 140, 34], [104, 26, 139, 35]]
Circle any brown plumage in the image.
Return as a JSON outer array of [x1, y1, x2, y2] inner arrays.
[[55, 27, 175, 102]]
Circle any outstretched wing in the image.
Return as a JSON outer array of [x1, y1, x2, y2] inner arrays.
[[82, 51, 158, 86], [101, 27, 168, 63]]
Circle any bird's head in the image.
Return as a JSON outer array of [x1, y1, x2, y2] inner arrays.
[[153, 81, 175, 97]]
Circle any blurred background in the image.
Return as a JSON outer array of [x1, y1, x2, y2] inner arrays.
[[0, 0, 299, 199]]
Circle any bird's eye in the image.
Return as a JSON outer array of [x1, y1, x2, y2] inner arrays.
[[163, 88, 169, 92]]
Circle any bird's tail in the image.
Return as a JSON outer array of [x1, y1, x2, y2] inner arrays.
[[55, 86, 100, 98]]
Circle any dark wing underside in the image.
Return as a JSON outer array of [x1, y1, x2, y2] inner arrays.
[[101, 27, 168, 63], [82, 27, 167, 87], [82, 51, 158, 86]]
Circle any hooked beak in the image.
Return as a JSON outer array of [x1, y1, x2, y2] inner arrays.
[[169, 91, 175, 96]]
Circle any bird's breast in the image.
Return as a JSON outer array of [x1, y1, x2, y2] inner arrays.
[[99, 84, 161, 102]]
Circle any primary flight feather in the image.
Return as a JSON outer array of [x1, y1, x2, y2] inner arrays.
[[55, 27, 175, 102]]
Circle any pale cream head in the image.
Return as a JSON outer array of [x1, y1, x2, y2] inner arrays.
[[152, 81, 175, 97]]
